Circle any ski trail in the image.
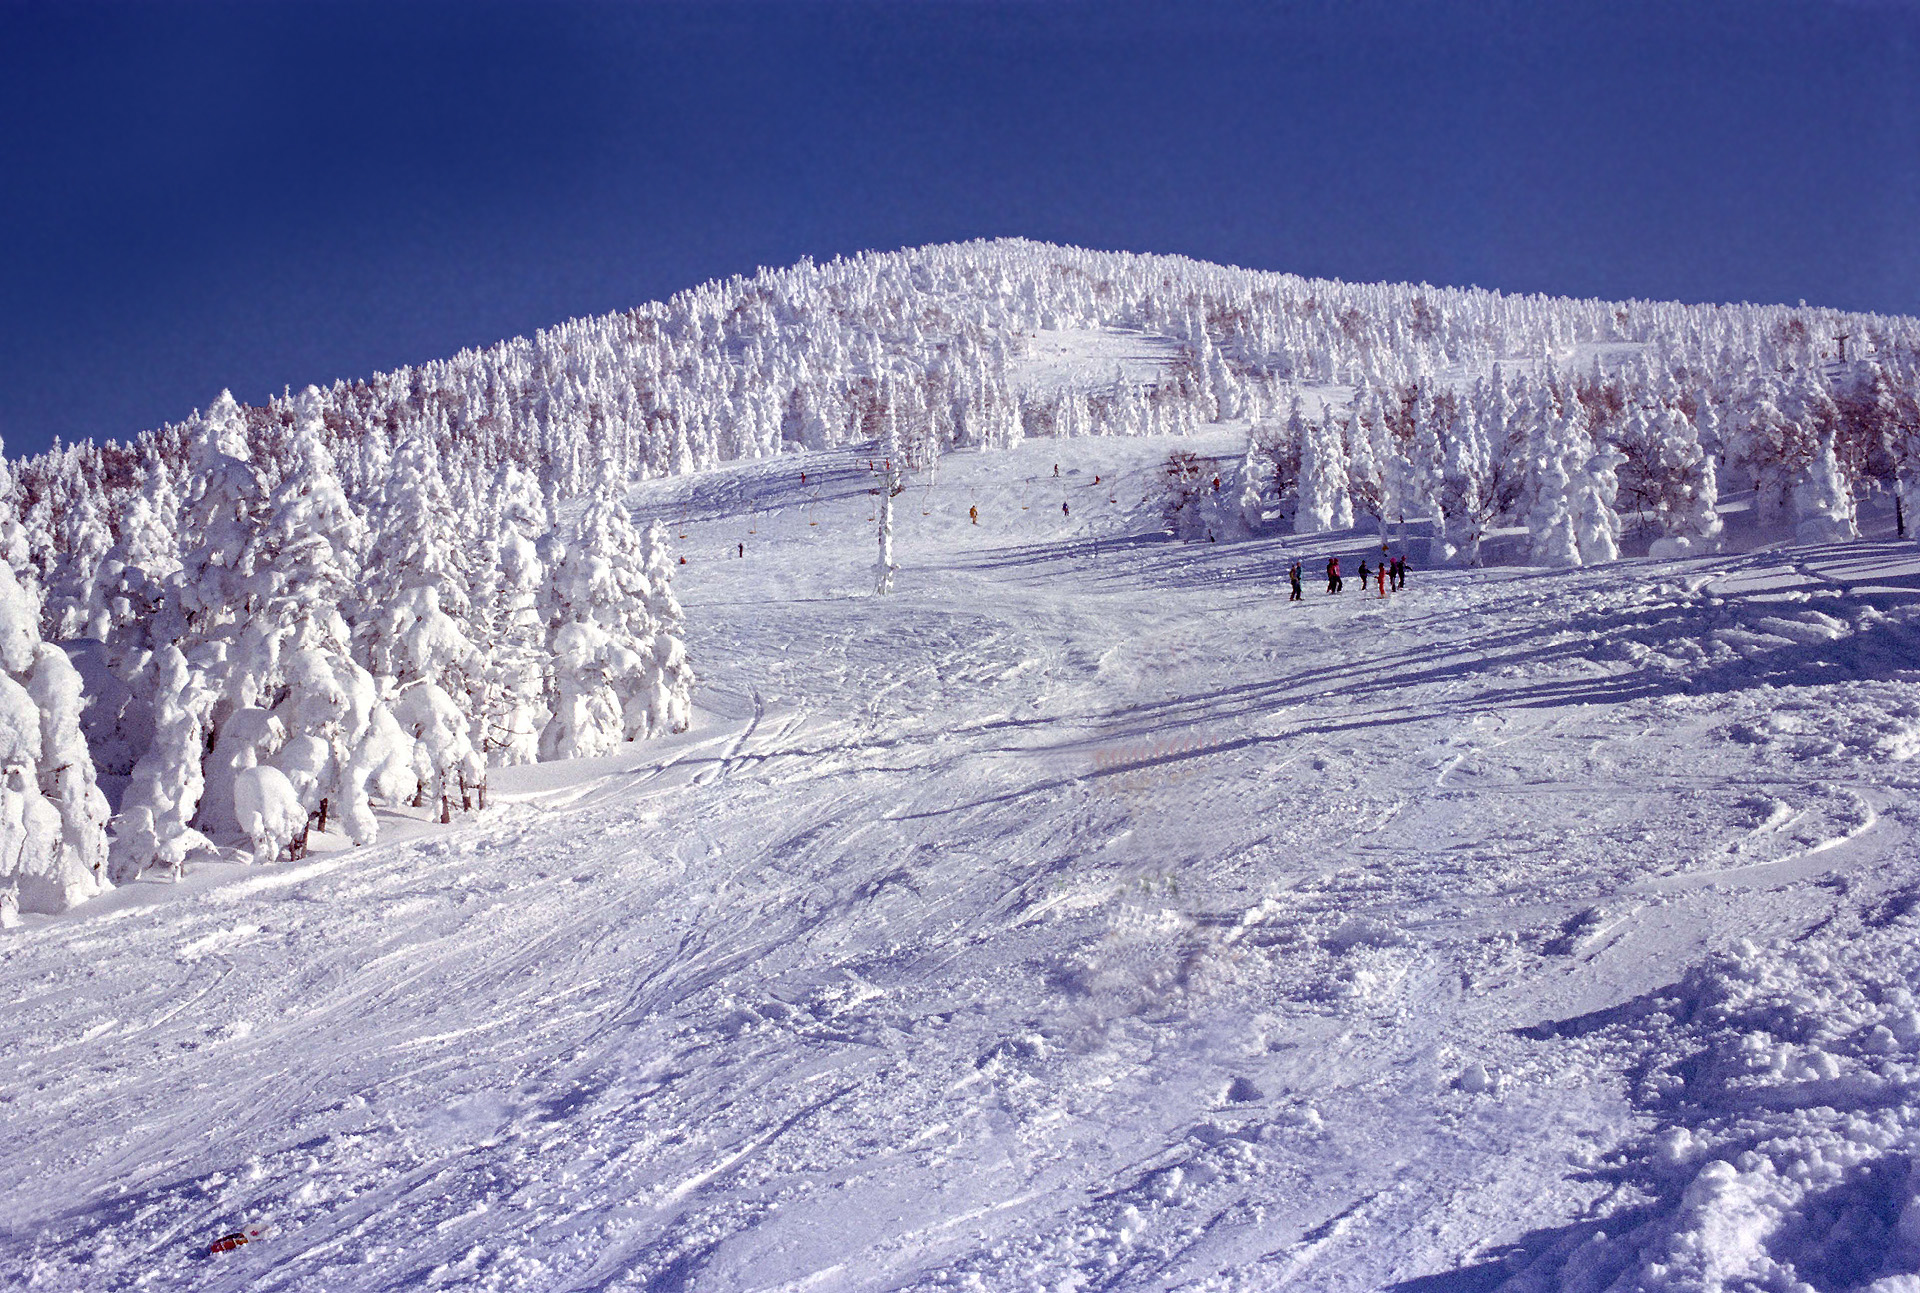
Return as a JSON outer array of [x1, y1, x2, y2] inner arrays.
[[696, 686, 764, 785], [1640, 788, 1888, 894]]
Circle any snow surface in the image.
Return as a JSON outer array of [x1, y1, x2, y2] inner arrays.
[[8, 431, 1920, 1291], [1007, 329, 1182, 395]]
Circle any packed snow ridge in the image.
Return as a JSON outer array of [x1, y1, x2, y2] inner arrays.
[[3, 240, 1920, 1290]]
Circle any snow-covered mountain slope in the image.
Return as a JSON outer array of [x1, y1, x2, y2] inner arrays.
[[8, 238, 1919, 912], [8, 433, 1920, 1291]]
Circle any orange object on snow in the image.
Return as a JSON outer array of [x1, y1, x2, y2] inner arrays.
[[209, 1224, 268, 1254]]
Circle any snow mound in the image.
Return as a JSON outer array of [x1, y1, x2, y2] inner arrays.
[[1510, 923, 1920, 1292]]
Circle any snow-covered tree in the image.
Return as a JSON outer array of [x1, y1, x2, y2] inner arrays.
[[472, 462, 551, 765], [359, 432, 478, 689], [1294, 399, 1352, 534], [1645, 406, 1725, 558], [393, 680, 483, 822], [1, 561, 112, 912], [169, 391, 266, 648], [875, 385, 905, 595], [1572, 444, 1628, 565], [1235, 429, 1274, 531], [540, 471, 658, 759], [639, 521, 694, 736], [1526, 387, 1583, 567], [1793, 433, 1859, 544], [233, 764, 306, 864], [107, 645, 214, 881]]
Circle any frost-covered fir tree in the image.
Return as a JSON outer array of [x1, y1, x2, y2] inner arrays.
[[1645, 406, 1725, 558], [540, 469, 658, 760], [108, 645, 214, 882], [1792, 433, 1858, 544], [129, 390, 417, 863], [232, 764, 306, 864], [169, 391, 266, 649], [1526, 386, 1583, 567], [1440, 397, 1492, 566], [260, 389, 366, 654], [1, 560, 112, 912], [639, 521, 694, 736], [1735, 383, 1802, 528], [875, 384, 905, 595], [359, 432, 480, 688], [1892, 381, 1920, 543], [1402, 387, 1452, 563], [393, 678, 483, 822], [0, 442, 29, 592], [256, 433, 418, 854], [472, 462, 551, 765], [46, 490, 113, 643], [1234, 420, 1295, 533], [1294, 399, 1353, 534], [1346, 394, 1390, 544], [84, 459, 178, 652], [184, 411, 345, 844], [1572, 445, 1628, 565]]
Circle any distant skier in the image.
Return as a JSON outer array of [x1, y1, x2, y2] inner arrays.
[[1054, 463, 1060, 477], [969, 505, 978, 525], [1288, 561, 1303, 601], [1327, 556, 1342, 594], [1063, 502, 1070, 517], [1377, 563, 1386, 596], [738, 542, 744, 558], [1393, 555, 1408, 590], [1357, 560, 1371, 590]]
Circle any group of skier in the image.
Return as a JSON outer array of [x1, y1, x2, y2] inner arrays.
[[1287, 551, 1409, 601]]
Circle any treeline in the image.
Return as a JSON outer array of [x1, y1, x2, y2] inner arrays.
[[2, 390, 691, 917], [4, 237, 1919, 915], [1232, 354, 1918, 562]]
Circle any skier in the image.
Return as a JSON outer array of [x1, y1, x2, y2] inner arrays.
[[969, 505, 978, 525], [1063, 502, 1070, 517], [1288, 561, 1303, 601], [1327, 556, 1342, 594], [1357, 559, 1371, 590], [1054, 464, 1060, 477], [1394, 555, 1408, 590], [1377, 563, 1386, 597], [738, 542, 744, 558]]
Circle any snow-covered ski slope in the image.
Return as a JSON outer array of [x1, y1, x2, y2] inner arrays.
[[8, 431, 1920, 1292]]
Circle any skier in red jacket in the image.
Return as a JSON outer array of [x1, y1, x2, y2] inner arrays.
[[1326, 556, 1342, 594]]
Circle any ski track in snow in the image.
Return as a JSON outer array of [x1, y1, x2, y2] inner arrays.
[[7, 431, 1920, 1291]]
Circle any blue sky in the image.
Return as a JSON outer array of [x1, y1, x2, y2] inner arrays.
[[2, 0, 1916, 456]]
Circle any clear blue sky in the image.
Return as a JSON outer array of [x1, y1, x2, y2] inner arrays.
[[2, 0, 1916, 456]]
